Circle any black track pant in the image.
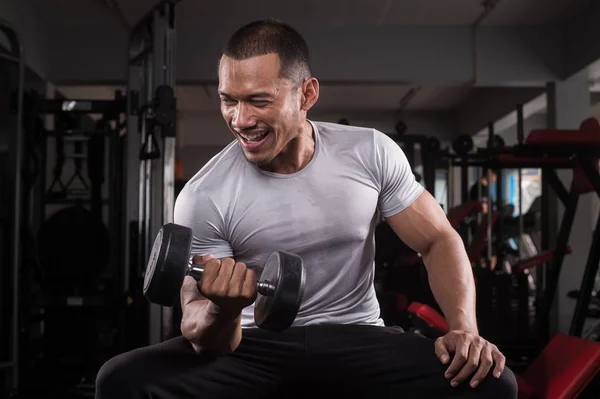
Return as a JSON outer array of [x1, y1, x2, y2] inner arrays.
[[96, 324, 517, 399]]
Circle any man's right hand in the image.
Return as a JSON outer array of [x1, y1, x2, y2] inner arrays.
[[193, 255, 258, 318]]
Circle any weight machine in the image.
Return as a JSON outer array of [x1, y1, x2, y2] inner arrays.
[[124, 0, 179, 346], [451, 107, 600, 344], [1, 0, 182, 393]]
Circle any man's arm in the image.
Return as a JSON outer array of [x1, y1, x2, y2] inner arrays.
[[180, 271, 243, 355], [372, 130, 505, 387], [174, 188, 242, 355], [385, 190, 478, 333]]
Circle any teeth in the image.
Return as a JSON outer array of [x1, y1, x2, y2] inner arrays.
[[241, 131, 268, 141]]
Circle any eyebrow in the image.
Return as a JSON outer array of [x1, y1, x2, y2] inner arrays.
[[218, 91, 272, 100]]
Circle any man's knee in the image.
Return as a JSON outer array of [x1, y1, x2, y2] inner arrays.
[[477, 367, 518, 399], [95, 351, 144, 398]]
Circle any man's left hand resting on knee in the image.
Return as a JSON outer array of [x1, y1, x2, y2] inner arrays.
[[385, 192, 506, 388]]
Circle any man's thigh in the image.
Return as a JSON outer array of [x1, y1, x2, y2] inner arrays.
[[307, 325, 517, 399], [96, 327, 307, 399]]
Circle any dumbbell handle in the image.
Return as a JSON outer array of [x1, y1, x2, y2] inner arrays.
[[188, 266, 276, 296]]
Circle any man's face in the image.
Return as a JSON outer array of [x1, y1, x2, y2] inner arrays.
[[218, 53, 305, 166]]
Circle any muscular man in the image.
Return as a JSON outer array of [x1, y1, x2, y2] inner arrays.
[[96, 19, 517, 399]]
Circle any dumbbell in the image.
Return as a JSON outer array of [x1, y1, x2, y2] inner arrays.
[[143, 223, 306, 331]]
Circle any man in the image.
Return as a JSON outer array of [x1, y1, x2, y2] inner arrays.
[[469, 168, 497, 215], [96, 20, 517, 398]]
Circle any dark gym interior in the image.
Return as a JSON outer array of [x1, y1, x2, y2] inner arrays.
[[1, 0, 600, 397]]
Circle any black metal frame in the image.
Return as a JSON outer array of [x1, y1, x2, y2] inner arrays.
[[124, 0, 179, 346], [0, 19, 24, 391], [449, 118, 600, 340]]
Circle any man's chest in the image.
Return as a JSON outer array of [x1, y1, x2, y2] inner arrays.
[[222, 172, 380, 267]]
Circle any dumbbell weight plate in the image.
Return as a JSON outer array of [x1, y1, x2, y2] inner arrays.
[[143, 223, 192, 306], [254, 251, 306, 331]]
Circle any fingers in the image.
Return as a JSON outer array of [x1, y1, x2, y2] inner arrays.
[[228, 261, 248, 296], [450, 340, 482, 388], [442, 336, 505, 390], [468, 345, 493, 388], [212, 258, 236, 293], [241, 267, 258, 300], [491, 346, 506, 378], [434, 337, 450, 365], [192, 254, 214, 265], [198, 257, 253, 299], [444, 337, 469, 382]]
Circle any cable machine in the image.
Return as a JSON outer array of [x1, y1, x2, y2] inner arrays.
[[124, 0, 179, 346]]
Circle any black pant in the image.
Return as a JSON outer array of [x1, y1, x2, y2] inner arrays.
[[96, 324, 517, 399]]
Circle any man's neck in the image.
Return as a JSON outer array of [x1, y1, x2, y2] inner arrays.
[[263, 120, 315, 174]]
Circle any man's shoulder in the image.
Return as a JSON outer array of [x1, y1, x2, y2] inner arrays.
[[181, 140, 242, 196], [312, 120, 396, 157], [313, 120, 380, 139]]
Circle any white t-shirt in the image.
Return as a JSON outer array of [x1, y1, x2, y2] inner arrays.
[[174, 120, 424, 328]]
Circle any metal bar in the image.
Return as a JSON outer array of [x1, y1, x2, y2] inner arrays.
[[1, 19, 24, 391], [517, 168, 523, 257], [0, 20, 25, 389], [496, 167, 504, 269], [569, 210, 600, 336], [538, 188, 579, 335], [160, 2, 177, 341], [516, 104, 525, 145], [516, 104, 524, 258], [124, 64, 141, 295], [447, 157, 454, 210], [487, 123, 494, 266], [579, 158, 600, 198], [476, 146, 600, 158], [460, 159, 469, 203], [545, 169, 570, 206], [451, 160, 574, 169], [147, 7, 164, 346]]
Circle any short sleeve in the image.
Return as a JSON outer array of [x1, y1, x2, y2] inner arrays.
[[374, 131, 424, 217], [173, 187, 233, 260]]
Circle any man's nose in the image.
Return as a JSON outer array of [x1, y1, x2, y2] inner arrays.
[[232, 103, 255, 130]]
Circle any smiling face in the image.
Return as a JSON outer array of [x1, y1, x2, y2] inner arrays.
[[218, 53, 318, 170]]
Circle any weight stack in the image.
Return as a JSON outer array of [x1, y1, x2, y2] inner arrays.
[[475, 268, 532, 343]]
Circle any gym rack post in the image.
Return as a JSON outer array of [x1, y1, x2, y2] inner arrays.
[[125, 0, 180, 346], [0, 19, 24, 392]]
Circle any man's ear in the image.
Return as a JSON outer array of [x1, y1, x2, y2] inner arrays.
[[301, 77, 319, 111]]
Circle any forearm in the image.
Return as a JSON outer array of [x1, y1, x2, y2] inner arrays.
[[422, 231, 478, 333], [180, 279, 243, 355], [181, 300, 243, 355]]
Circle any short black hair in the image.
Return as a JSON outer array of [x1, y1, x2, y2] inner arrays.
[[221, 19, 311, 84]]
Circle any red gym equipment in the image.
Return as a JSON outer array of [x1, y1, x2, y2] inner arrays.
[[407, 117, 600, 398], [408, 301, 600, 399]]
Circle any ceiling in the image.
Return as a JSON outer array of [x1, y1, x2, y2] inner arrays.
[[24, 0, 593, 29], [107, 0, 592, 28], [30, 0, 596, 127]]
